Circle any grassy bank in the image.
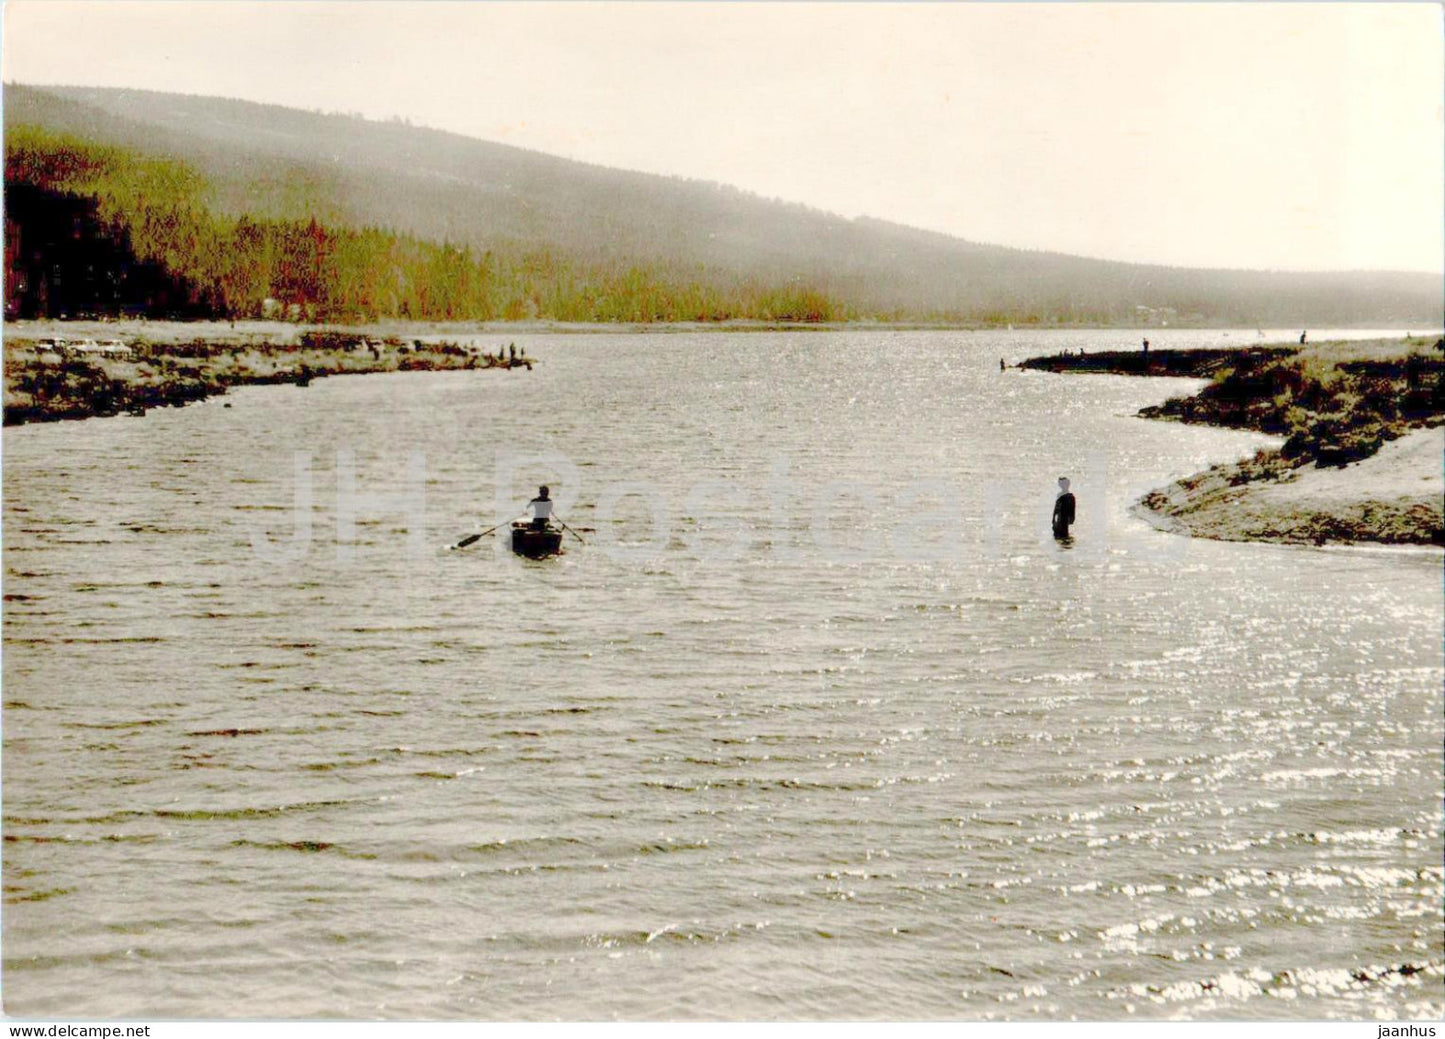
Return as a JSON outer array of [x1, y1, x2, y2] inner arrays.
[[1024, 337, 1445, 546], [2, 331, 528, 426]]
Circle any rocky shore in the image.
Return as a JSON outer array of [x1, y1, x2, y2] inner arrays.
[[3, 330, 530, 426], [1019, 345, 1298, 379], [1023, 337, 1444, 547]]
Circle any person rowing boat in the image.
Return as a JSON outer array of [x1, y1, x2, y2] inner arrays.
[[527, 486, 555, 531], [446, 484, 584, 555], [510, 485, 565, 558]]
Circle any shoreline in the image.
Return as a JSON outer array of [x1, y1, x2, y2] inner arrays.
[[7, 326, 1441, 548], [6, 318, 1415, 339], [1021, 338, 1444, 547], [2, 331, 532, 426]]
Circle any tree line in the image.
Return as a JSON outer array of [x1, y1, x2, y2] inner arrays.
[[4, 126, 850, 324]]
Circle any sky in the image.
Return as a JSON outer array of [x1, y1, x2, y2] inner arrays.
[[3, 1, 1442, 273]]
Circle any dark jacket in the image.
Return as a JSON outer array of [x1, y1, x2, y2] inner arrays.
[[1052, 492, 1076, 530]]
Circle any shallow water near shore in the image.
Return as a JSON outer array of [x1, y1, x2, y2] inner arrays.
[[4, 328, 1440, 1019]]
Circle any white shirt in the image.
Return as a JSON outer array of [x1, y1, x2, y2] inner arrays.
[[531, 498, 554, 519]]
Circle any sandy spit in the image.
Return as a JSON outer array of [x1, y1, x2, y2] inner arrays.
[[1140, 427, 1443, 546]]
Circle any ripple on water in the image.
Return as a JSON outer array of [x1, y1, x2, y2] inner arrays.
[[2, 329, 1440, 1019]]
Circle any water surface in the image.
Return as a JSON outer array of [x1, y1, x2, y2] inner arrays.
[[4, 329, 1440, 1019]]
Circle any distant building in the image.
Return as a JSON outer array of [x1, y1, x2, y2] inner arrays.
[[96, 338, 135, 359], [1133, 304, 1178, 327], [59, 338, 136, 360]]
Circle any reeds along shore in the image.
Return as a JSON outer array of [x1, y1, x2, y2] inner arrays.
[[2, 332, 530, 425], [1022, 337, 1445, 546]]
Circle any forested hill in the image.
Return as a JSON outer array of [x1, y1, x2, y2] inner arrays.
[[4, 83, 1440, 325]]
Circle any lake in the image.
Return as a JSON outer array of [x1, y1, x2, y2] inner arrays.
[[4, 328, 1440, 1019]]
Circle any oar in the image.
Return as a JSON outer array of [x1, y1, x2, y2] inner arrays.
[[447, 514, 522, 551], [556, 519, 586, 545]]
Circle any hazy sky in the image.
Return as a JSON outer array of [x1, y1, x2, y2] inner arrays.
[[4, 1, 1442, 272]]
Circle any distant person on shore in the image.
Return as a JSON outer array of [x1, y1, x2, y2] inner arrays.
[[1052, 477, 1076, 540], [1000, 357, 1006, 371], [1299, 331, 1308, 344], [528, 486, 554, 530], [1142, 337, 1149, 356]]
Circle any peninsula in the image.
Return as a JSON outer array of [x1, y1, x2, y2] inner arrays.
[[2, 328, 529, 426], [1021, 337, 1444, 546]]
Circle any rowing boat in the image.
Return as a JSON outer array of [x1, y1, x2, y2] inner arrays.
[[511, 522, 564, 559]]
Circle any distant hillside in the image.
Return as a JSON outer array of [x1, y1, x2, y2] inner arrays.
[[4, 83, 1440, 325]]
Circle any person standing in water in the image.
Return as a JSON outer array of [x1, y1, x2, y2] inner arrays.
[[1052, 477, 1076, 539], [527, 485, 554, 531]]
